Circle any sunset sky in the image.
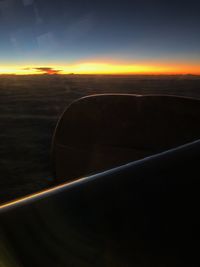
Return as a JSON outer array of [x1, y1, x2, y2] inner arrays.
[[0, 0, 200, 75]]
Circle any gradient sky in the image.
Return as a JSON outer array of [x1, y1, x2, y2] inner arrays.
[[0, 0, 200, 74]]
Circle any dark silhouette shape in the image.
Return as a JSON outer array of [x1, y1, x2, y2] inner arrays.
[[22, 67, 62, 74], [0, 138, 200, 266], [35, 67, 61, 75], [52, 94, 200, 182]]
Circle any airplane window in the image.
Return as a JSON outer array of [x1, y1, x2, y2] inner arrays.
[[0, 1, 200, 267], [0, 0, 200, 203]]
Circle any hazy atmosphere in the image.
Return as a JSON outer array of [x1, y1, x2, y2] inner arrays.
[[0, 0, 200, 74]]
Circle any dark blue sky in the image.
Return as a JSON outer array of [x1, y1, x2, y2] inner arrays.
[[0, 0, 200, 72]]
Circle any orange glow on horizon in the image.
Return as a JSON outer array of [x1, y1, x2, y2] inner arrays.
[[0, 62, 199, 75]]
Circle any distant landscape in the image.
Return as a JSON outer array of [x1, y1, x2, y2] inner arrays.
[[0, 74, 200, 204]]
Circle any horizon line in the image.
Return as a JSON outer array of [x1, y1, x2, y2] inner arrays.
[[0, 73, 200, 77], [0, 63, 200, 75]]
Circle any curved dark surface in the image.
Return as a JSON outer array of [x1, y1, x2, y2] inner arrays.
[[52, 94, 200, 182], [0, 139, 200, 266]]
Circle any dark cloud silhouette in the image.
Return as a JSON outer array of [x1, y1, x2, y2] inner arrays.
[[22, 67, 62, 74], [35, 67, 61, 74]]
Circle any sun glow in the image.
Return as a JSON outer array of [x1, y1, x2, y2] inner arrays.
[[0, 63, 199, 75]]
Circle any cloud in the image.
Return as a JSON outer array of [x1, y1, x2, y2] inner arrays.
[[35, 67, 61, 74], [22, 67, 62, 74]]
